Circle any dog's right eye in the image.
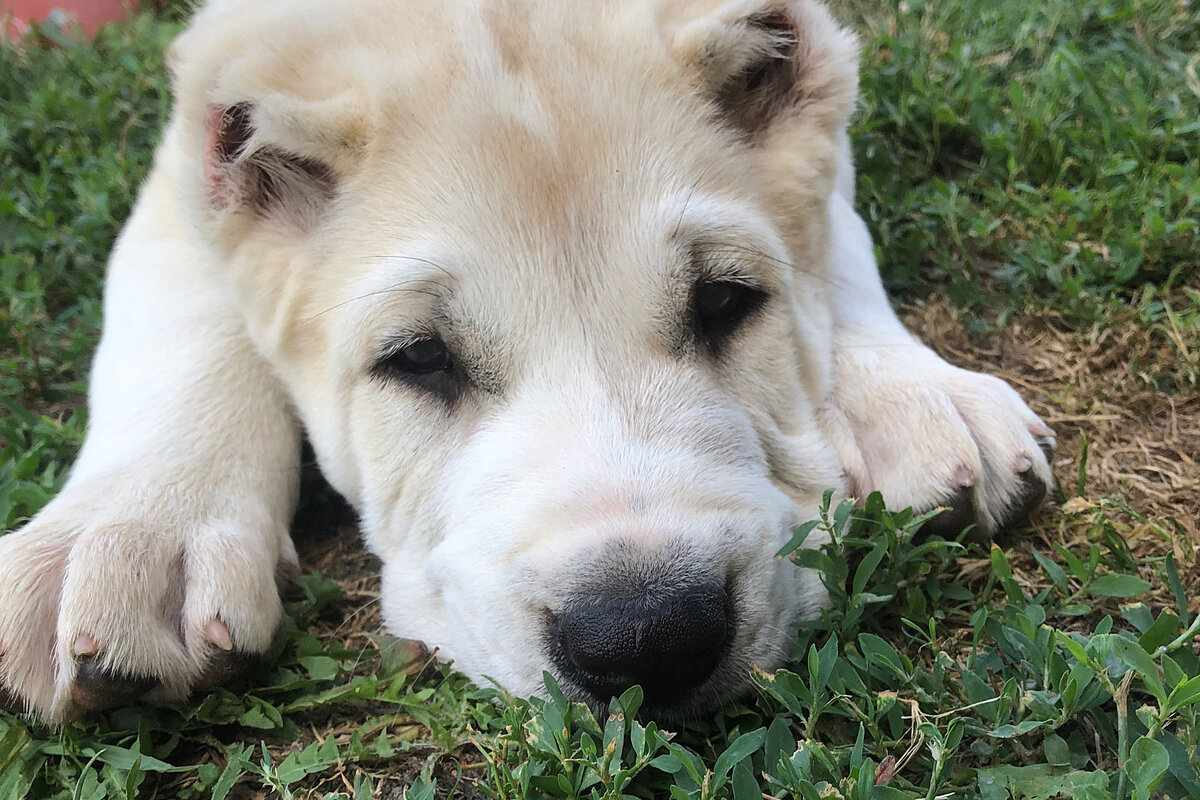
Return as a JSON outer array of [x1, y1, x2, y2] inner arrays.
[[692, 280, 767, 352]]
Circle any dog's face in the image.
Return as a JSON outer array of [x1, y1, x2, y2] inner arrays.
[[172, 0, 857, 715]]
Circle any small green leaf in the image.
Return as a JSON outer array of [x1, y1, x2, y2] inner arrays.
[[1166, 675, 1200, 713], [1126, 736, 1169, 800], [0, 727, 36, 800], [404, 777, 437, 800], [731, 762, 760, 800], [764, 716, 795, 770], [299, 655, 340, 681], [543, 670, 568, 708], [1043, 734, 1070, 766], [1109, 636, 1166, 703], [777, 520, 821, 558], [1031, 548, 1068, 589], [988, 719, 1050, 738], [1089, 574, 1151, 598], [1059, 603, 1092, 616], [85, 745, 175, 773], [211, 744, 249, 800], [1164, 554, 1189, 622], [1160, 732, 1200, 797], [712, 728, 767, 788], [1137, 609, 1181, 652], [832, 498, 855, 534], [617, 683, 644, 721], [858, 633, 908, 679], [665, 743, 704, 785], [990, 546, 1024, 603], [124, 755, 142, 799], [853, 540, 889, 597], [649, 754, 682, 774]]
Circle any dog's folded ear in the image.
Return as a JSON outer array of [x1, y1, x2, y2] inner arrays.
[[202, 102, 340, 227], [200, 91, 373, 231], [671, 0, 858, 143]]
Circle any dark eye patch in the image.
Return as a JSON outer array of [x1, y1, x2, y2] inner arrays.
[[371, 336, 463, 404], [691, 279, 768, 353]]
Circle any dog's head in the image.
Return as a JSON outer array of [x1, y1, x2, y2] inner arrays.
[[170, 0, 858, 716]]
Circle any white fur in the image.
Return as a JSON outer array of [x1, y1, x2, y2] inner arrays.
[[0, 0, 1052, 720]]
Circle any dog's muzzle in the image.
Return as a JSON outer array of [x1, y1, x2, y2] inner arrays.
[[548, 553, 734, 707]]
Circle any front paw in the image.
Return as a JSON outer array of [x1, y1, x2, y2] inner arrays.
[[823, 342, 1055, 542], [0, 480, 297, 721]]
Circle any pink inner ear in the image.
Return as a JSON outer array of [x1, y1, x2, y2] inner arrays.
[[199, 102, 337, 223], [203, 103, 253, 209]]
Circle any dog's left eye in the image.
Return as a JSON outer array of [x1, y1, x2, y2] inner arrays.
[[382, 338, 453, 374], [693, 280, 766, 349], [371, 337, 464, 402]]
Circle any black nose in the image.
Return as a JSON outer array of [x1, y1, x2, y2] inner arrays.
[[551, 579, 733, 706]]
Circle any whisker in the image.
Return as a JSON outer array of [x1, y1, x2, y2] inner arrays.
[[673, 166, 716, 241], [300, 284, 443, 324], [300, 254, 457, 323]]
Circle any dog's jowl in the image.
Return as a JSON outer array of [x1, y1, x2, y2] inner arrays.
[[0, 0, 1055, 721]]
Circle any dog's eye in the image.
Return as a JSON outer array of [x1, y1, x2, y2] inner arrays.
[[372, 337, 463, 403], [384, 338, 453, 374], [693, 280, 766, 349]]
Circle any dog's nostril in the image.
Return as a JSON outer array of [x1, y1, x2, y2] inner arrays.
[[552, 579, 732, 706]]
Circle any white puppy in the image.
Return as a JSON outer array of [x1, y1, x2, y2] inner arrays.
[[0, 0, 1054, 721]]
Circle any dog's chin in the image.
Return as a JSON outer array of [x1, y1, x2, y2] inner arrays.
[[549, 649, 773, 723], [398, 619, 789, 721]]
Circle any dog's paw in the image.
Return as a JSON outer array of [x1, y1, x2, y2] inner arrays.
[[822, 340, 1055, 542], [0, 480, 297, 721]]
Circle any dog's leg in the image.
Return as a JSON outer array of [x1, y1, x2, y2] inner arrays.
[[0, 135, 300, 721], [819, 142, 1055, 540]]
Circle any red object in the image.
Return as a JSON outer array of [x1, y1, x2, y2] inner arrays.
[[3, 0, 140, 39]]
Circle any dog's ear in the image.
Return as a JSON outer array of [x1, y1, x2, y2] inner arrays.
[[672, 0, 858, 143], [202, 102, 338, 227]]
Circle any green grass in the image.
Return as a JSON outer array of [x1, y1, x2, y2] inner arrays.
[[850, 0, 1198, 309], [2, 0, 1198, 798]]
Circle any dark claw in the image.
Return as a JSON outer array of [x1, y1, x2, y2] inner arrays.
[[1035, 435, 1056, 465], [995, 469, 1047, 531], [71, 656, 158, 712], [275, 558, 301, 590], [0, 683, 22, 714], [919, 486, 987, 545], [193, 649, 255, 691]]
